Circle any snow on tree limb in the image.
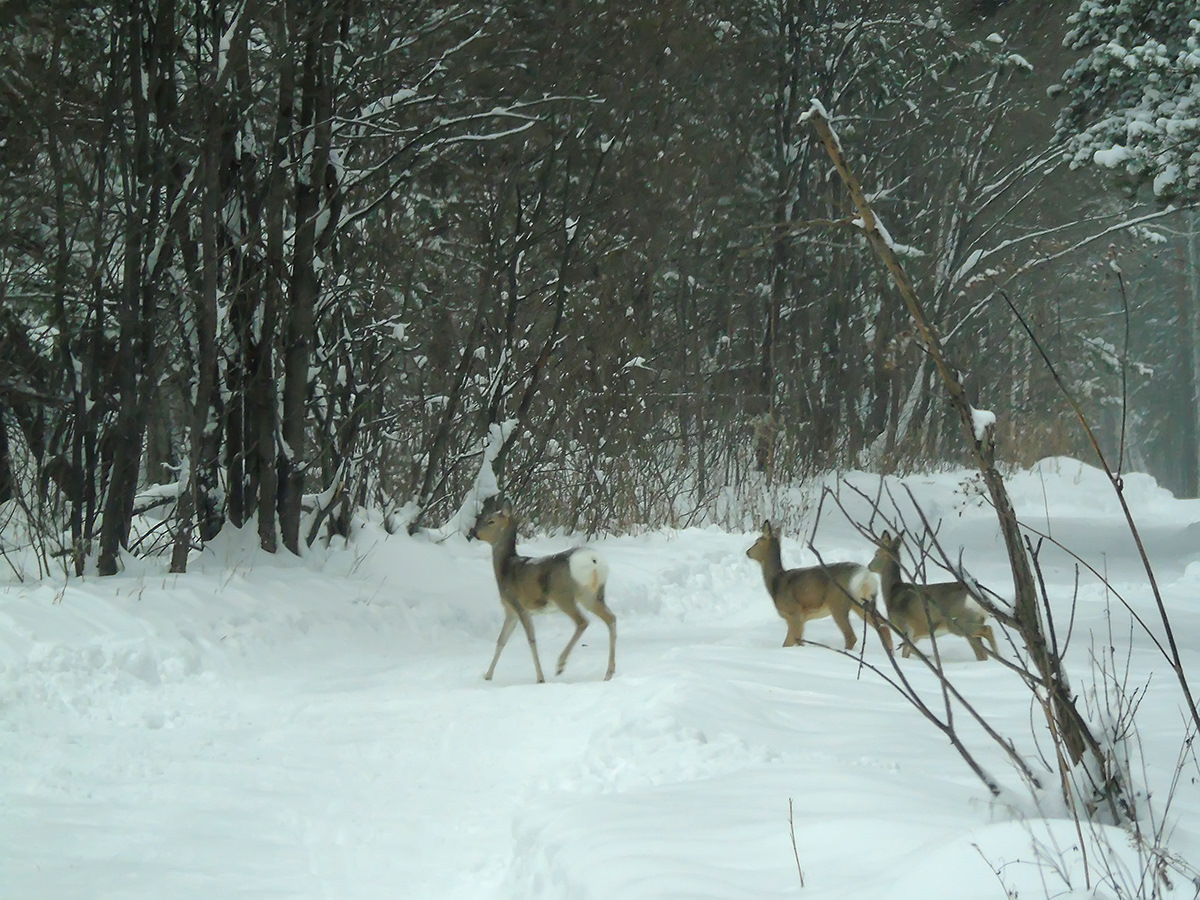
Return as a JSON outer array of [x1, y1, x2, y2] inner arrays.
[[442, 419, 518, 536], [1057, 3, 1200, 201]]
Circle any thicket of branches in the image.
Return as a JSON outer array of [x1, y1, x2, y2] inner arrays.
[[0, 0, 1195, 574]]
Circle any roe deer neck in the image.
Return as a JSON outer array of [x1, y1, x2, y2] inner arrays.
[[874, 553, 901, 592], [754, 540, 784, 590], [490, 520, 520, 577]]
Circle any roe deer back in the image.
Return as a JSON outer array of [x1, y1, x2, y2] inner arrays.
[[745, 521, 890, 651], [472, 502, 616, 683], [868, 530, 998, 661]]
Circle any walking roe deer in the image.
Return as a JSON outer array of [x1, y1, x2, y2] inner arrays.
[[471, 502, 616, 683], [868, 530, 998, 661], [745, 521, 891, 651]]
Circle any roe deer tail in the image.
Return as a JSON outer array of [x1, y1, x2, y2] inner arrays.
[[568, 550, 608, 593], [849, 567, 878, 602]]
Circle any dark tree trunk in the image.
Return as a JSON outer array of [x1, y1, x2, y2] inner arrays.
[[279, 8, 338, 554], [98, 4, 153, 576], [0, 411, 12, 505], [170, 54, 222, 572]]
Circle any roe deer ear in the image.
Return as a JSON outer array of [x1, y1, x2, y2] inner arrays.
[[879, 530, 892, 542], [761, 520, 774, 537]]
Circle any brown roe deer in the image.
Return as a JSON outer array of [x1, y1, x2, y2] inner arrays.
[[745, 521, 891, 651], [868, 530, 998, 661], [471, 502, 616, 683]]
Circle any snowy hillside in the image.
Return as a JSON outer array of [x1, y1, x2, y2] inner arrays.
[[4, 458, 1200, 899]]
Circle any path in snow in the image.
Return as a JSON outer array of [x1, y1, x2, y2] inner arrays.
[[4, 461, 1200, 898]]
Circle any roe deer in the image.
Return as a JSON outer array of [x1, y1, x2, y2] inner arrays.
[[471, 502, 616, 683], [868, 530, 998, 661], [745, 521, 891, 651]]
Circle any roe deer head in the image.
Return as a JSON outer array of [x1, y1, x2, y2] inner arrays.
[[472, 502, 616, 683], [745, 521, 890, 651]]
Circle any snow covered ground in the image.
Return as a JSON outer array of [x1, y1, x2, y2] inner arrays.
[[4, 457, 1200, 899]]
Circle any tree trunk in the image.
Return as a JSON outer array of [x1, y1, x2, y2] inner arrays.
[[253, 1, 298, 554], [279, 9, 338, 554], [99, 4, 154, 576], [0, 411, 12, 505], [170, 57, 222, 573], [806, 102, 1104, 790], [1187, 211, 1200, 498]]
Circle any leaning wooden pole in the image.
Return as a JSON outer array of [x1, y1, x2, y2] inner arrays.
[[803, 100, 1116, 813]]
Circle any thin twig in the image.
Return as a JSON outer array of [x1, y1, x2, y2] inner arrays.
[[788, 798, 806, 889], [995, 279, 1200, 737]]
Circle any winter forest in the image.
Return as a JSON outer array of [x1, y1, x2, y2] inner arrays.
[[5, 1, 1200, 897], [0, 0, 1196, 574]]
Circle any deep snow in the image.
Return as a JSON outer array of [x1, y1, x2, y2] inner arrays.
[[3, 458, 1200, 898]]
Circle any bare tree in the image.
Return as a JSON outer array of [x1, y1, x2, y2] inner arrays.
[[806, 100, 1128, 816]]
